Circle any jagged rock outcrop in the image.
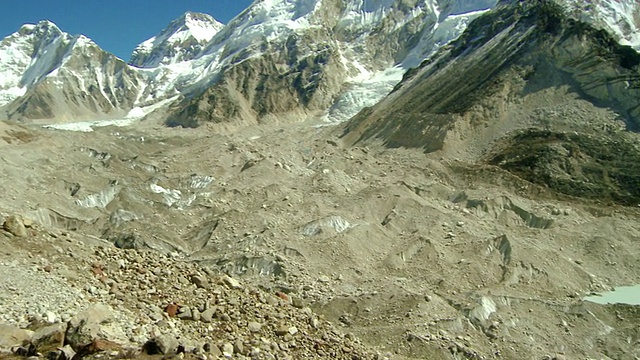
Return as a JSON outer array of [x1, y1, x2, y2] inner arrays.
[[341, 0, 640, 205]]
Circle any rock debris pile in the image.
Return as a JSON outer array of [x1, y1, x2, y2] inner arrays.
[[0, 215, 378, 359]]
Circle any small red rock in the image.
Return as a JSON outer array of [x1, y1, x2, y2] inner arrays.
[[276, 292, 289, 301], [165, 303, 179, 317]]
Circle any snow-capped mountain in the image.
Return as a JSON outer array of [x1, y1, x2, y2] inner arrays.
[[129, 12, 224, 68], [163, 0, 500, 127], [0, 20, 145, 122], [0, 0, 638, 125], [561, 0, 640, 49]]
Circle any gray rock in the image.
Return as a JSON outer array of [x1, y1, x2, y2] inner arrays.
[[177, 306, 193, 320], [234, 338, 245, 355], [192, 308, 201, 322], [221, 275, 242, 289], [31, 323, 66, 353], [206, 343, 223, 357], [191, 275, 210, 289], [146, 334, 179, 355], [290, 296, 304, 309], [65, 304, 126, 349], [222, 342, 234, 357], [200, 307, 216, 323], [248, 321, 262, 333], [0, 324, 32, 349], [3, 215, 27, 237], [59, 344, 76, 360]]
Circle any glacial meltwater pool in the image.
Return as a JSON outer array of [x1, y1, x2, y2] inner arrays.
[[584, 284, 640, 305]]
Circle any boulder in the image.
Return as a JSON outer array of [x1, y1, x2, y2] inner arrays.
[[3, 215, 27, 237], [219, 275, 242, 289], [0, 324, 32, 349], [31, 323, 66, 353], [143, 334, 179, 355], [65, 304, 126, 350]]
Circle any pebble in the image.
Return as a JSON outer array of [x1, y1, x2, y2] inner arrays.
[[221, 342, 234, 357], [200, 307, 216, 323], [248, 321, 262, 333]]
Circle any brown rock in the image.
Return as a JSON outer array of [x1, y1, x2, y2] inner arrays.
[[276, 292, 289, 302], [75, 339, 121, 358], [0, 324, 32, 349], [165, 303, 179, 317], [31, 323, 66, 353], [3, 215, 27, 237]]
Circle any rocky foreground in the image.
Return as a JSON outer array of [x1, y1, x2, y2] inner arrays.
[[0, 214, 378, 359]]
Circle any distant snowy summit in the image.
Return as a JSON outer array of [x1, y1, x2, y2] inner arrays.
[[0, 19, 143, 121], [130, 11, 224, 68], [0, 0, 638, 125]]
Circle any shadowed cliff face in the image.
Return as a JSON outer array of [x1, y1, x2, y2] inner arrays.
[[340, 0, 640, 205]]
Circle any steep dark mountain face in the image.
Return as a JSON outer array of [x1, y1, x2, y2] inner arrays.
[[341, 0, 640, 205], [160, 0, 499, 128], [165, 31, 346, 127]]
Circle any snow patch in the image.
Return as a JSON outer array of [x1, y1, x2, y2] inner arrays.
[[43, 118, 140, 132], [301, 216, 352, 236], [76, 184, 119, 209]]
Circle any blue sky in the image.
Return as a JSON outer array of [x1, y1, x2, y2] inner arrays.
[[0, 0, 254, 61]]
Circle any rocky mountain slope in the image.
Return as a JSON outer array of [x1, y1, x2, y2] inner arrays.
[[342, 0, 640, 205], [2, 107, 640, 359]]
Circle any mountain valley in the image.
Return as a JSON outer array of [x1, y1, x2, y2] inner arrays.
[[1, 0, 640, 359]]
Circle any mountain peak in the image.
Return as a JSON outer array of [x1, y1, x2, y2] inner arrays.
[[16, 20, 62, 37], [128, 11, 224, 68]]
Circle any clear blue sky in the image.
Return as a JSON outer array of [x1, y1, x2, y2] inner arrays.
[[0, 0, 254, 61]]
